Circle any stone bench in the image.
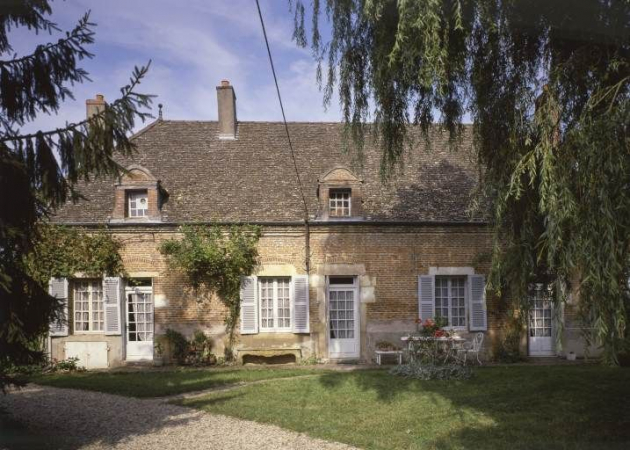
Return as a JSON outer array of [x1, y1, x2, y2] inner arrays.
[[374, 350, 403, 365], [236, 348, 302, 364]]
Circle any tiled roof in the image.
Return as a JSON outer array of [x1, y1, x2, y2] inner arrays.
[[52, 120, 486, 224]]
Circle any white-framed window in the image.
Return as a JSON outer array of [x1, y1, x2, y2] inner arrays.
[[435, 276, 467, 328], [329, 189, 351, 217], [73, 280, 104, 332], [127, 190, 148, 217], [259, 277, 291, 332]]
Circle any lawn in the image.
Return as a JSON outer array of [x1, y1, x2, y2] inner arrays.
[[30, 366, 320, 398], [178, 365, 630, 450]]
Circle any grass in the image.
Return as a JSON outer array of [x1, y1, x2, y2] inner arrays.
[[30, 366, 321, 398], [178, 365, 630, 450]]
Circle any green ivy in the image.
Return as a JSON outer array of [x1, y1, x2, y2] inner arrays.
[[159, 224, 261, 360], [25, 223, 125, 286]]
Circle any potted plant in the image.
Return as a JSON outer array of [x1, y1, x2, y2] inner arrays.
[[418, 317, 449, 337]]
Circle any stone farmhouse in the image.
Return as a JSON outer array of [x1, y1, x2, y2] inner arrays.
[[47, 81, 595, 368]]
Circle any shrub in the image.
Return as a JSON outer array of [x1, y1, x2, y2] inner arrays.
[[186, 331, 215, 366], [164, 329, 216, 366], [49, 357, 85, 373], [165, 328, 189, 364], [390, 362, 473, 381]]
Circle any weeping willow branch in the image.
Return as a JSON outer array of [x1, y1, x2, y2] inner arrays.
[[294, 0, 630, 364]]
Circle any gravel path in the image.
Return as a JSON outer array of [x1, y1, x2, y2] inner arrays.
[[0, 385, 357, 450]]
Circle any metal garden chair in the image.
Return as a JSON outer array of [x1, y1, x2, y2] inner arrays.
[[457, 332, 484, 365]]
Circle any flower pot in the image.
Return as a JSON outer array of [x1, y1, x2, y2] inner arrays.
[[566, 352, 576, 361]]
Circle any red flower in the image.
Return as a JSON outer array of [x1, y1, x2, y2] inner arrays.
[[415, 317, 422, 324]]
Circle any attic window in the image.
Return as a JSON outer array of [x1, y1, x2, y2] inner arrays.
[[329, 189, 351, 217], [127, 190, 148, 218]]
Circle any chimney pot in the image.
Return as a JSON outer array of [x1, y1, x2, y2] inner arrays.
[[216, 81, 237, 139], [96, 94, 104, 101]]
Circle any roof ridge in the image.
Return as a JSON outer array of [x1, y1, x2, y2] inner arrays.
[[154, 119, 475, 127], [129, 118, 163, 140]]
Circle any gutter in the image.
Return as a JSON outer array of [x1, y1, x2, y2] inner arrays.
[[56, 220, 490, 228]]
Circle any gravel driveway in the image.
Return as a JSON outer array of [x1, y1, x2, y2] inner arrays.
[[1, 385, 357, 450]]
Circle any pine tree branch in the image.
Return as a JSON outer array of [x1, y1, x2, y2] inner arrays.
[[0, 12, 93, 66], [0, 0, 56, 54], [1, 62, 152, 144], [0, 12, 96, 125]]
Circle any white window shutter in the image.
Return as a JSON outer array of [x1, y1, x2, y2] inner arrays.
[[418, 275, 435, 321], [240, 276, 258, 334], [49, 278, 69, 336], [469, 275, 488, 331], [103, 277, 122, 335], [291, 275, 310, 333]]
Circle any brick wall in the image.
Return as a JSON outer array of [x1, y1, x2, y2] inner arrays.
[[107, 223, 502, 362]]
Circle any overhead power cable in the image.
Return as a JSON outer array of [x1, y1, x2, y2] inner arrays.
[[255, 0, 310, 221]]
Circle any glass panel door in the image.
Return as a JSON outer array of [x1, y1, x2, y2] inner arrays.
[[528, 284, 554, 356], [128, 292, 153, 342], [126, 290, 154, 361], [328, 277, 359, 359]]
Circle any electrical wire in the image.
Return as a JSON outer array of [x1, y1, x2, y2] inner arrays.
[[254, 0, 310, 221]]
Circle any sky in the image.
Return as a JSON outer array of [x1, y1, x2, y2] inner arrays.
[[12, 0, 342, 133]]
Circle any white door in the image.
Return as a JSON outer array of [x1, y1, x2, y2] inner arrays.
[[328, 277, 360, 359], [528, 284, 554, 356], [126, 289, 154, 361]]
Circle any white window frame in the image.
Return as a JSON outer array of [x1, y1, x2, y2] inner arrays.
[[434, 276, 468, 330], [258, 277, 292, 332], [73, 280, 104, 334], [329, 189, 351, 217], [127, 190, 149, 218]]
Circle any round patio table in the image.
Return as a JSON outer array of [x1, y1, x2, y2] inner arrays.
[[400, 335, 466, 364]]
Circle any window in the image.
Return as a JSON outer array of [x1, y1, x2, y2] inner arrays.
[[435, 276, 467, 328], [259, 277, 291, 331], [73, 280, 104, 332], [329, 189, 351, 217], [127, 190, 148, 217]]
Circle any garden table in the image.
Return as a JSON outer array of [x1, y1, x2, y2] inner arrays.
[[401, 335, 466, 364]]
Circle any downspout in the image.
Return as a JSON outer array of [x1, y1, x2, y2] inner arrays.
[[305, 218, 310, 275]]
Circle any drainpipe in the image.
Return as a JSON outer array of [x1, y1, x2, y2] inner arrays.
[[305, 219, 311, 275]]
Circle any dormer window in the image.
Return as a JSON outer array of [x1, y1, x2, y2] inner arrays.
[[127, 190, 148, 218], [111, 165, 165, 223], [329, 189, 351, 217], [318, 167, 363, 220]]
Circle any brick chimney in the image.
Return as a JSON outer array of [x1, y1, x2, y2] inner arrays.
[[86, 94, 106, 119], [216, 80, 237, 139]]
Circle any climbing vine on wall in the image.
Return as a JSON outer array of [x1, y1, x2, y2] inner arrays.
[[25, 223, 125, 286], [159, 224, 261, 360]]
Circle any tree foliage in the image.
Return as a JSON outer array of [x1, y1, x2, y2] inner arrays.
[[293, 0, 630, 363], [0, 0, 151, 389], [24, 223, 125, 286], [159, 225, 262, 359]]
